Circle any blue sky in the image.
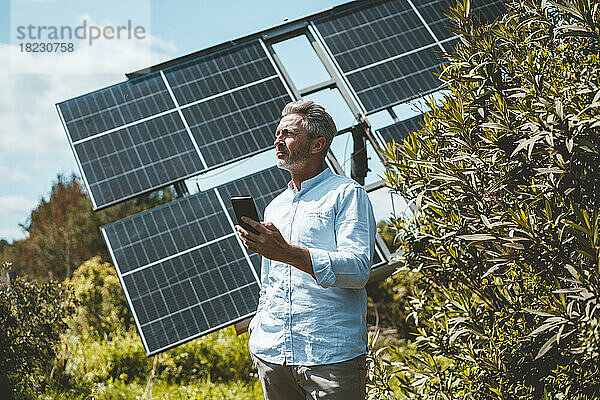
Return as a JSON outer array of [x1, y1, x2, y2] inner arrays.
[[0, 0, 418, 242]]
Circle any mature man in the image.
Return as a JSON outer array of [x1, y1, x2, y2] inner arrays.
[[235, 100, 376, 400]]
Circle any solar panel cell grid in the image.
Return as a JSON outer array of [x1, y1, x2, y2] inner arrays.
[[348, 47, 442, 113], [376, 114, 424, 144], [58, 39, 291, 209], [164, 41, 276, 106], [314, 0, 505, 114], [60, 74, 174, 142], [416, 0, 505, 42], [182, 79, 289, 168], [106, 192, 227, 275], [318, 0, 426, 73], [74, 112, 205, 208], [314, 0, 443, 113], [415, 0, 456, 41]]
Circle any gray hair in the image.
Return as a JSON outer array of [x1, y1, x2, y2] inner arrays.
[[281, 100, 337, 160]]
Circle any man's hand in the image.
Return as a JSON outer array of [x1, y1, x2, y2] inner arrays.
[[235, 217, 289, 262], [235, 217, 314, 277]]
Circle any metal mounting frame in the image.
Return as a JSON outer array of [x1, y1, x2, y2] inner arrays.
[[258, 24, 398, 276]]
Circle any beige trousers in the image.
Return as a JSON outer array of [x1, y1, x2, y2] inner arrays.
[[251, 353, 367, 400]]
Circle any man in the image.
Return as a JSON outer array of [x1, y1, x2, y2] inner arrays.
[[235, 100, 376, 400]]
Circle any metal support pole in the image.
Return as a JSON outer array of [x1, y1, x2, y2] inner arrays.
[[174, 181, 189, 198], [351, 123, 369, 185]]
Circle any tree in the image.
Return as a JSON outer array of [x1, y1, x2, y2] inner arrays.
[[383, 0, 600, 398], [1, 174, 174, 281], [14, 174, 99, 280]]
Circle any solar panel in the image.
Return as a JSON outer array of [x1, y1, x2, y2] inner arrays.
[[58, 40, 291, 210], [415, 0, 506, 52], [376, 114, 424, 145], [102, 166, 290, 355], [371, 243, 386, 269], [164, 42, 290, 170], [313, 0, 505, 114], [415, 0, 506, 41]]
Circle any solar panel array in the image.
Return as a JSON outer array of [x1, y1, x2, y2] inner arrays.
[[313, 0, 505, 114], [102, 166, 290, 355], [58, 40, 291, 210]]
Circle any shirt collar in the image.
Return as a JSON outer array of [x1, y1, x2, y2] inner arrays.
[[287, 168, 332, 194]]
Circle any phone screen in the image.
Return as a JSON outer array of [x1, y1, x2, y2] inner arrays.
[[230, 196, 260, 235]]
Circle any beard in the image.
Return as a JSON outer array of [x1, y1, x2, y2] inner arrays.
[[276, 142, 311, 171]]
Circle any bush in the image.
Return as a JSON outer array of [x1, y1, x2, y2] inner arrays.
[[158, 327, 255, 384], [49, 326, 257, 397], [67, 256, 133, 337], [367, 270, 419, 339], [0, 262, 74, 399], [383, 0, 600, 398], [63, 329, 151, 386]]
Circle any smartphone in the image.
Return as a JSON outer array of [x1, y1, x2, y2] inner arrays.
[[231, 196, 261, 235]]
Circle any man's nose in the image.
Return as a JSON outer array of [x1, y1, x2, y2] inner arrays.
[[274, 133, 284, 146]]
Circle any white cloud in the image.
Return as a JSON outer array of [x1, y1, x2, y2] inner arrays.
[[0, 227, 27, 242], [0, 28, 177, 154], [0, 165, 33, 183], [0, 195, 36, 215], [0, 26, 177, 241]]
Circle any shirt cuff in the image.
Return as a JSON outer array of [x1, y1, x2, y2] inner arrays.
[[308, 247, 335, 288]]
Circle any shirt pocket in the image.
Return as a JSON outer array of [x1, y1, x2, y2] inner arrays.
[[296, 209, 335, 248]]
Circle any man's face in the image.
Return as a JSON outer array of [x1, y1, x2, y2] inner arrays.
[[274, 114, 312, 171]]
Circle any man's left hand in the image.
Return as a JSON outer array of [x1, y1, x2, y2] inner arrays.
[[235, 218, 290, 263], [235, 218, 314, 277]]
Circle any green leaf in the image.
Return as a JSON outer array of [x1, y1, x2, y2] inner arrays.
[[535, 333, 557, 360], [524, 309, 555, 318], [458, 234, 496, 241], [529, 319, 560, 337]]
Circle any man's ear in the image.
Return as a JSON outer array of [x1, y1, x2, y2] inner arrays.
[[311, 137, 326, 155]]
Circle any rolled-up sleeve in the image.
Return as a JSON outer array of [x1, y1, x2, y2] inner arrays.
[[308, 187, 375, 289]]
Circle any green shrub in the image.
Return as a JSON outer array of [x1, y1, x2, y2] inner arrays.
[[367, 270, 419, 338], [159, 327, 255, 383], [62, 329, 150, 385], [383, 0, 600, 398], [67, 256, 133, 337], [0, 262, 74, 399], [69, 379, 262, 400], [49, 325, 256, 397], [41, 377, 262, 400]]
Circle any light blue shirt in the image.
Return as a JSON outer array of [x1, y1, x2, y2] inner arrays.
[[248, 168, 376, 365]]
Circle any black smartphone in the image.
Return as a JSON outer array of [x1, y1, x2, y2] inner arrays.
[[231, 196, 261, 235]]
